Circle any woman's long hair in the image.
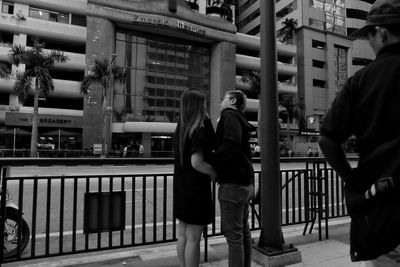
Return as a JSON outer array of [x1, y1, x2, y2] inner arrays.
[[178, 90, 206, 165]]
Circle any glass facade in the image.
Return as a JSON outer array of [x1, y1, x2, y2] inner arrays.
[[334, 45, 348, 92], [114, 30, 211, 123], [309, 0, 346, 35]]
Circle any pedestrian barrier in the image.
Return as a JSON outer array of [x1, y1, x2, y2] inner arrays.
[[0, 158, 349, 264]]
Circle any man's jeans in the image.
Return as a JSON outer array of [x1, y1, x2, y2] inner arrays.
[[218, 183, 254, 267]]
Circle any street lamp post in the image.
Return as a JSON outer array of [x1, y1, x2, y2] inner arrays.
[[254, 1, 301, 264]]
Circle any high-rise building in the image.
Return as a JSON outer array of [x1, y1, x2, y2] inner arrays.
[[236, 0, 375, 153], [0, 0, 298, 157]]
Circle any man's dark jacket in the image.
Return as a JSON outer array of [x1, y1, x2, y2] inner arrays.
[[208, 108, 256, 185], [320, 42, 400, 261]]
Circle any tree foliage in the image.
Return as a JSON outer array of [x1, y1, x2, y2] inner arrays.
[[277, 18, 298, 45], [9, 38, 68, 157]]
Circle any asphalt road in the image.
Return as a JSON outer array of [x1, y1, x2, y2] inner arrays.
[[8, 162, 311, 177]]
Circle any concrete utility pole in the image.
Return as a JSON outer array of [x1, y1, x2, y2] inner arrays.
[[258, 0, 282, 249], [255, 2, 301, 265]]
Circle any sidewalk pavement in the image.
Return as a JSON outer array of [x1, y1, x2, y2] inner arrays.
[[5, 218, 364, 267]]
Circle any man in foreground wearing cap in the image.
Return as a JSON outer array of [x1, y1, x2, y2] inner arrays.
[[319, 0, 400, 265]]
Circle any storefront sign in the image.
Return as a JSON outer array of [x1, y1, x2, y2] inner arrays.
[[132, 15, 169, 26], [176, 20, 205, 35], [5, 112, 83, 128], [131, 14, 206, 36]]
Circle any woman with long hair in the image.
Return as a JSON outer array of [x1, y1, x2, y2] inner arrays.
[[173, 89, 217, 267]]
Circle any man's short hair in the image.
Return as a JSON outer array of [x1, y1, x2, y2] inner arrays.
[[226, 90, 246, 112]]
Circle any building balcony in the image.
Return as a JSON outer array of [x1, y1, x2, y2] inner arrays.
[[0, 78, 82, 98], [236, 33, 297, 57], [236, 76, 297, 95], [13, 0, 87, 16], [0, 46, 85, 72], [0, 13, 86, 44], [236, 54, 297, 76]]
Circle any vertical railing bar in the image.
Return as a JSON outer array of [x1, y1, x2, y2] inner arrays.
[[45, 178, 52, 255], [285, 171, 289, 224], [84, 177, 90, 251], [59, 177, 65, 254], [97, 177, 102, 249], [72, 177, 78, 252], [30, 177, 38, 257], [304, 169, 309, 224], [109, 176, 114, 248], [335, 170, 340, 216], [212, 181, 217, 235], [162, 175, 167, 242], [330, 169, 334, 217], [291, 171, 296, 224], [316, 165, 322, 240], [142, 176, 146, 243], [298, 171, 302, 222], [0, 166, 6, 262], [121, 176, 125, 247], [203, 227, 208, 262], [16, 178, 24, 259], [324, 162, 329, 238], [132, 176, 136, 245], [341, 175, 346, 215], [153, 175, 157, 242]]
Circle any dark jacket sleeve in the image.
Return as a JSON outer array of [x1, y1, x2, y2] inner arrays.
[[208, 111, 242, 164]]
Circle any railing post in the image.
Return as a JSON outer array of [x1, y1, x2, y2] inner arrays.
[[0, 166, 9, 263]]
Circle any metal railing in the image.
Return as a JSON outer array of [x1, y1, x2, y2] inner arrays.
[[0, 158, 349, 264]]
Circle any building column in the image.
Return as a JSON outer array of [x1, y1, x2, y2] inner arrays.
[[83, 16, 115, 150], [141, 132, 151, 158]]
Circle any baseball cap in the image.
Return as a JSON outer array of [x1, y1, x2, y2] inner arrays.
[[349, 0, 400, 39]]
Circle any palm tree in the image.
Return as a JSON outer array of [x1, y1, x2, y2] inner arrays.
[[0, 63, 11, 78], [9, 39, 68, 157], [80, 57, 126, 156], [240, 70, 260, 98], [277, 18, 298, 45]]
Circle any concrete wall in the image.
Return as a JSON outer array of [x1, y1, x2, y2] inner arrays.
[[82, 16, 115, 149]]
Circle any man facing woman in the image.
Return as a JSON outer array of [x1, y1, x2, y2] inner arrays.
[[173, 89, 255, 267]]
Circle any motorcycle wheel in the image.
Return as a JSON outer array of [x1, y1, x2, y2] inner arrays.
[[3, 208, 30, 258]]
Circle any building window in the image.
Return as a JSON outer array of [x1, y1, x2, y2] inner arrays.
[[0, 92, 9, 105], [312, 40, 325, 49], [0, 31, 14, 47], [309, 0, 346, 33], [29, 7, 69, 24], [71, 14, 87, 27], [2, 2, 14, 14], [312, 59, 325, 69], [346, 8, 368, 20], [313, 79, 326, 88], [247, 25, 260, 35], [114, 30, 211, 124], [276, 1, 298, 21], [238, 9, 260, 31], [352, 57, 373, 66]]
